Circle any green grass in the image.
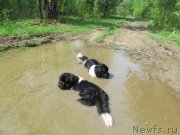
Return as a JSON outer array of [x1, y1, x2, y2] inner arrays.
[[20, 40, 41, 47], [1, 16, 179, 47], [95, 27, 119, 43], [150, 35, 165, 45], [0, 19, 91, 37], [149, 29, 180, 46], [0, 16, 130, 52], [0, 17, 128, 37]]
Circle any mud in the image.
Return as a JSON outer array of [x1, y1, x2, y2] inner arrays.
[[0, 40, 180, 135], [86, 25, 180, 95], [0, 35, 65, 52]]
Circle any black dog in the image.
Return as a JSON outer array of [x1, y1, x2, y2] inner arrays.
[[77, 53, 109, 79], [58, 73, 113, 127]]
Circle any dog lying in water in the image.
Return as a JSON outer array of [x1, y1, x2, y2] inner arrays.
[[77, 53, 110, 79], [58, 73, 113, 127]]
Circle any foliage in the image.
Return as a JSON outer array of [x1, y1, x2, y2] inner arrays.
[[147, 0, 179, 29], [0, 0, 37, 20], [1, 9, 12, 20], [95, 0, 117, 17], [149, 29, 180, 46], [0, 0, 179, 34], [147, 20, 155, 29], [132, 0, 149, 18], [95, 27, 118, 42], [20, 40, 41, 47], [75, 0, 91, 19], [116, 0, 132, 17], [0, 17, 124, 37]]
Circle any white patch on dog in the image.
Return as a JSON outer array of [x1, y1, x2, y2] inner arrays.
[[77, 53, 83, 58], [78, 76, 84, 83], [83, 60, 87, 66], [77, 53, 83, 64], [89, 65, 97, 77], [101, 113, 113, 127]]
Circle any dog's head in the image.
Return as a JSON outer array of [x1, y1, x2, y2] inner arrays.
[[95, 64, 109, 79], [58, 73, 79, 90]]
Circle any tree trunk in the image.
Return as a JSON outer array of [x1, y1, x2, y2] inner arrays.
[[17, 0, 23, 17], [104, 0, 109, 18], [37, 0, 43, 19], [44, 0, 58, 20]]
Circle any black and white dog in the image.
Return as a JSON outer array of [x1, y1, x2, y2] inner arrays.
[[58, 73, 113, 127], [77, 53, 110, 79]]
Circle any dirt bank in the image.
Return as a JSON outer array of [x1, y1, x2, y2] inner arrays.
[[0, 34, 67, 52], [85, 24, 180, 96]]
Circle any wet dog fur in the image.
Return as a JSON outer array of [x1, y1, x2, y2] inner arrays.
[[77, 53, 110, 79], [58, 72, 113, 127]]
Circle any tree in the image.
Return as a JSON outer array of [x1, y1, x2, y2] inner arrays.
[[132, 0, 149, 18], [95, 0, 117, 18], [44, 0, 58, 20], [37, 0, 43, 19], [147, 0, 179, 28], [116, 0, 132, 17]]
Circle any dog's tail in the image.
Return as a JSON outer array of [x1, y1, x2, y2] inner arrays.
[[77, 53, 88, 64], [96, 92, 113, 127], [101, 113, 113, 127]]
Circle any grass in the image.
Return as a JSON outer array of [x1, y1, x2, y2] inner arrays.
[[0, 17, 129, 52], [150, 35, 165, 45], [0, 44, 13, 51], [0, 16, 179, 49], [95, 27, 119, 43], [0, 19, 91, 37], [149, 28, 180, 46], [20, 40, 42, 47], [0, 17, 127, 37]]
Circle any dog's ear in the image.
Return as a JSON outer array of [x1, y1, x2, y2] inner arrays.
[[71, 75, 78, 82], [70, 75, 79, 88], [59, 73, 70, 81]]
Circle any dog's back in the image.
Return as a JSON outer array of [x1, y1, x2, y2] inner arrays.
[[77, 53, 110, 79]]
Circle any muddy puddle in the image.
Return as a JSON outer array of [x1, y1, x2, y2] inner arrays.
[[0, 40, 180, 135]]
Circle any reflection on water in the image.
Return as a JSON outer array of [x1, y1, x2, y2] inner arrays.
[[0, 40, 179, 135]]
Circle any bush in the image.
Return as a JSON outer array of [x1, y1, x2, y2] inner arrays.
[[20, 40, 41, 47], [1, 9, 12, 21], [148, 20, 155, 29], [132, 0, 148, 18]]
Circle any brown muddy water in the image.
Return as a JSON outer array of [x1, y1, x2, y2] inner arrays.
[[0, 40, 180, 135]]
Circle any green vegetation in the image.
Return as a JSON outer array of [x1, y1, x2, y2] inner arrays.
[[118, 0, 180, 29], [20, 40, 43, 47], [95, 27, 118, 43], [0, 0, 179, 49], [149, 29, 180, 46], [0, 0, 179, 29], [0, 44, 8, 51], [0, 17, 126, 37], [0, 19, 91, 37]]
